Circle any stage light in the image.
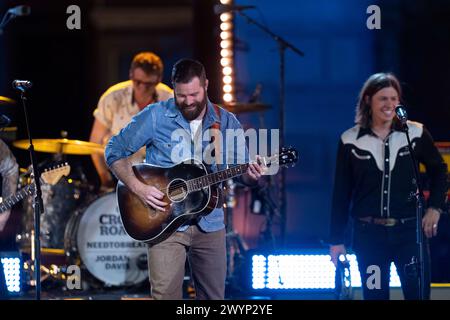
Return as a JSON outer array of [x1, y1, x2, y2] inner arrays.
[[220, 49, 232, 58], [220, 13, 232, 22], [220, 22, 232, 31], [223, 93, 233, 102], [220, 57, 232, 66], [0, 252, 23, 295], [223, 84, 232, 93], [220, 31, 231, 40], [223, 66, 232, 75], [250, 252, 401, 290], [223, 75, 232, 84], [220, 40, 231, 50], [218, 1, 235, 104], [251, 255, 267, 289]]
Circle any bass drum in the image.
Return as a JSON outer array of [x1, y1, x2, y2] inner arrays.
[[64, 192, 149, 288]]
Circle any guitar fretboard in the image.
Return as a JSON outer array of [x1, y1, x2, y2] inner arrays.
[[186, 163, 249, 192], [0, 184, 35, 213], [185, 152, 284, 192]]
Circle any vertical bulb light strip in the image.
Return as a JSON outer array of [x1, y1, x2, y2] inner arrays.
[[219, 0, 234, 103]]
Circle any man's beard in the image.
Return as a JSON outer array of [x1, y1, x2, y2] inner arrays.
[[176, 95, 207, 121]]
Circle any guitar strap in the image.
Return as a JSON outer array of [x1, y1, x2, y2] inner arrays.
[[211, 104, 221, 163], [211, 104, 224, 208]]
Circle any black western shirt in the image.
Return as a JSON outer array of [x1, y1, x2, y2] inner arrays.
[[330, 121, 447, 245]]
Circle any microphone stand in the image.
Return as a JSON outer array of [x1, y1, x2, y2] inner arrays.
[[16, 86, 43, 300], [258, 185, 279, 250], [400, 121, 426, 300], [235, 10, 304, 246]]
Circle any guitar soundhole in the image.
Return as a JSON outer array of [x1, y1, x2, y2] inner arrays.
[[167, 179, 188, 202]]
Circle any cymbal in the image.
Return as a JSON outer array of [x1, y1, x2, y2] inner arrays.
[[0, 126, 17, 132], [224, 102, 270, 114], [0, 96, 16, 105], [13, 138, 105, 155]]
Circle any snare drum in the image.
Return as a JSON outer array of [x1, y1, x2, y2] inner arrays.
[[64, 192, 148, 287]]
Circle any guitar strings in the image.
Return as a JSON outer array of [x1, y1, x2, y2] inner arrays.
[[153, 167, 246, 195], [149, 163, 252, 195], [147, 158, 282, 195]]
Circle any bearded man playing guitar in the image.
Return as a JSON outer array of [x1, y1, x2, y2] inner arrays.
[[105, 58, 268, 300]]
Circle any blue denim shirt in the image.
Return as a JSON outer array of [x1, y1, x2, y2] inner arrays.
[[105, 98, 249, 232]]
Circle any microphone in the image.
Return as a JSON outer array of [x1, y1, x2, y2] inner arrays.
[[395, 104, 408, 125], [214, 4, 256, 15], [12, 80, 32, 91], [0, 114, 11, 128], [8, 5, 31, 17]]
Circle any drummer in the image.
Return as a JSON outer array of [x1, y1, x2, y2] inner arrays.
[[89, 52, 172, 191]]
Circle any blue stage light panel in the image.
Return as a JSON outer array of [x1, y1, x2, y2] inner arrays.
[[251, 253, 401, 290], [1, 252, 23, 295]]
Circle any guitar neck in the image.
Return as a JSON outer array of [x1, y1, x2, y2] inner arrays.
[[187, 163, 249, 192], [0, 164, 70, 214], [0, 184, 34, 213]]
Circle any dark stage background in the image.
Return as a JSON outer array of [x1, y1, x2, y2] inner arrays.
[[0, 0, 449, 281]]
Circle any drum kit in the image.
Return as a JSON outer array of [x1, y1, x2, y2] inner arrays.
[[12, 138, 148, 290], [1, 95, 148, 291]]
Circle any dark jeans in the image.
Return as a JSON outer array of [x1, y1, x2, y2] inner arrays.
[[147, 225, 226, 300], [352, 219, 430, 300]]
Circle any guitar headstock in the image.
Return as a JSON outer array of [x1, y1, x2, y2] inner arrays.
[[41, 163, 71, 185], [278, 146, 299, 168]]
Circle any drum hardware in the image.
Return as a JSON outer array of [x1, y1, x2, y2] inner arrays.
[[20, 229, 70, 288], [11, 162, 72, 296], [17, 163, 74, 251], [23, 260, 68, 286]]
